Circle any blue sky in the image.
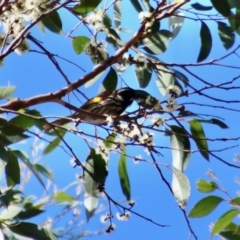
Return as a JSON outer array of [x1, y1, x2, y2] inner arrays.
[[1, 1, 240, 239]]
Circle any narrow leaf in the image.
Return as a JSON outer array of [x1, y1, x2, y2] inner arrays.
[[99, 67, 118, 93], [170, 125, 191, 172], [189, 119, 209, 161], [212, 209, 240, 237], [130, 0, 143, 12], [191, 3, 213, 11], [197, 22, 212, 62], [230, 197, 240, 206], [172, 168, 190, 208], [118, 147, 131, 201], [72, 0, 101, 15], [43, 133, 65, 155], [169, 12, 184, 39], [114, 1, 121, 28], [217, 21, 235, 50], [198, 118, 228, 129], [84, 192, 99, 221], [188, 196, 223, 218], [53, 192, 75, 203], [0, 86, 16, 99]]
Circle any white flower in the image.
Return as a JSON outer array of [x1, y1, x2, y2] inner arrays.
[[138, 11, 152, 20]]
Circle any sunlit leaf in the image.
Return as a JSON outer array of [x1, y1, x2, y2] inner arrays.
[[72, 36, 90, 55], [114, 1, 121, 28], [211, 209, 240, 237], [34, 164, 53, 181], [172, 168, 190, 208], [118, 147, 131, 201], [217, 21, 235, 50], [0, 204, 23, 219], [134, 63, 152, 88], [84, 192, 99, 221], [99, 67, 118, 93], [170, 125, 191, 172], [143, 30, 172, 55], [230, 197, 240, 206], [197, 179, 218, 193], [169, 12, 184, 39], [191, 3, 213, 11], [72, 0, 101, 15], [53, 192, 75, 203], [188, 119, 209, 161], [103, 134, 116, 149], [0, 86, 16, 99], [188, 196, 223, 218], [155, 65, 175, 96], [211, 0, 231, 17], [41, 11, 62, 34], [197, 22, 212, 62]]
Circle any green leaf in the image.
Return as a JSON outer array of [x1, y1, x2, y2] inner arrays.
[[53, 192, 75, 203], [172, 69, 189, 87], [188, 196, 223, 218], [118, 147, 131, 201], [0, 189, 22, 208], [197, 179, 218, 193], [41, 11, 62, 34], [134, 63, 152, 88], [18, 207, 44, 220], [212, 209, 240, 237], [114, 1, 121, 28], [0, 204, 23, 219], [72, 0, 101, 15], [106, 28, 121, 48], [84, 192, 99, 221], [143, 30, 172, 55], [228, 0, 240, 8], [172, 168, 190, 208], [170, 125, 191, 172], [5, 150, 20, 187], [188, 119, 209, 161], [156, 66, 175, 96], [220, 230, 240, 240], [9, 222, 57, 240], [0, 145, 8, 162], [0, 86, 16, 99], [197, 22, 212, 62], [169, 12, 184, 39], [230, 197, 240, 206], [130, 0, 143, 12], [34, 164, 53, 181], [72, 36, 90, 55], [99, 67, 118, 93], [13, 150, 46, 190], [103, 134, 116, 149], [43, 133, 66, 155], [211, 0, 231, 17], [198, 118, 228, 129], [217, 21, 235, 50], [191, 3, 213, 11]]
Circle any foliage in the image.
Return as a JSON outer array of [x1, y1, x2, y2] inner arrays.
[[0, 0, 240, 239]]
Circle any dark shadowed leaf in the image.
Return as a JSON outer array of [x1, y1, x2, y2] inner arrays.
[[211, 209, 240, 237], [172, 69, 189, 87], [217, 21, 235, 50], [219, 222, 240, 240], [0, 86, 16, 99], [41, 11, 62, 34], [118, 147, 131, 201], [72, 0, 101, 15], [198, 118, 228, 129], [191, 3, 213, 11], [34, 164, 53, 181], [5, 150, 20, 187], [9, 222, 57, 240], [230, 197, 240, 206], [189, 119, 209, 161], [99, 67, 118, 93], [188, 196, 223, 218], [18, 207, 44, 220], [211, 0, 231, 17], [72, 36, 90, 55], [197, 22, 212, 62], [170, 125, 191, 172], [0, 145, 8, 162], [143, 30, 172, 55], [0, 189, 22, 208], [197, 179, 218, 193], [134, 64, 152, 88], [130, 0, 143, 12]]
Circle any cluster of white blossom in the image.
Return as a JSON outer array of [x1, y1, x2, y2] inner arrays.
[[0, 0, 52, 55], [84, 40, 108, 62]]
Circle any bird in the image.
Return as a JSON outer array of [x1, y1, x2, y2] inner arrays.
[[43, 87, 137, 131]]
